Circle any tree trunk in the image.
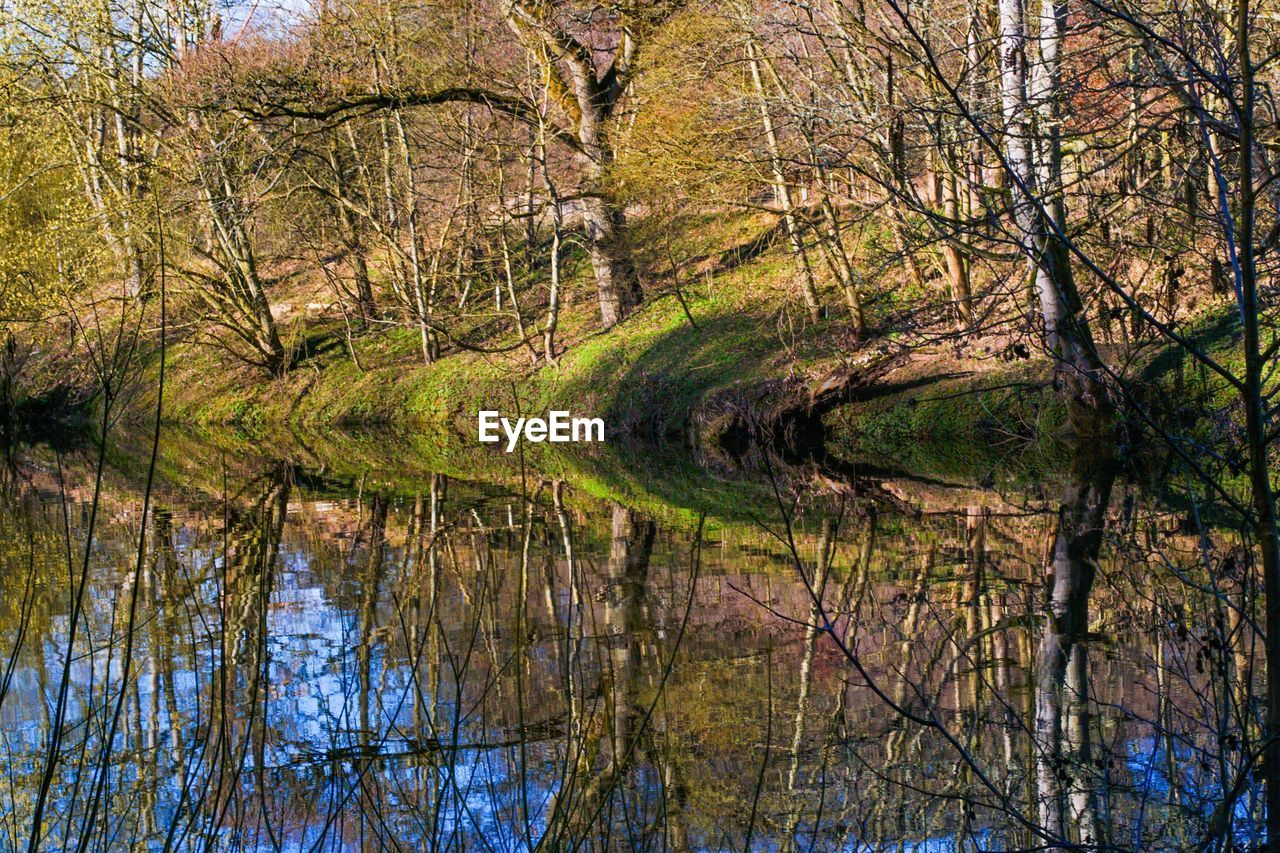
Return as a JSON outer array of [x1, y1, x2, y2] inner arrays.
[[747, 38, 822, 323], [200, 165, 287, 376], [502, 3, 643, 330], [327, 142, 376, 325], [574, 101, 640, 330], [998, 0, 1110, 435], [391, 109, 436, 363], [942, 155, 973, 333], [578, 190, 640, 329], [1233, 11, 1280, 840]]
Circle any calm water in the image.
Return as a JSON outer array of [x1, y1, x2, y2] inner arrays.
[[0, 435, 1263, 850]]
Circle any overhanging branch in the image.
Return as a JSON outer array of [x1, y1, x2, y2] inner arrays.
[[234, 87, 584, 155]]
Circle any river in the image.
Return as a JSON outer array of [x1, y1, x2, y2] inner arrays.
[[0, 429, 1260, 849]]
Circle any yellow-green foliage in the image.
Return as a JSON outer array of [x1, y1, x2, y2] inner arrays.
[[0, 110, 99, 320], [613, 10, 756, 207]]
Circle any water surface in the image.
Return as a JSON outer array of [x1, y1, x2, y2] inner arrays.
[[0, 435, 1260, 849]]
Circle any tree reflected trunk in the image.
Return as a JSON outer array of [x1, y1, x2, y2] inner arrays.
[[603, 505, 656, 784], [557, 504, 663, 843], [1035, 444, 1115, 847], [210, 464, 291, 842]]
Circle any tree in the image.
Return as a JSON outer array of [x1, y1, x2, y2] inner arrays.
[[498, 0, 649, 329], [994, 0, 1110, 433], [239, 0, 677, 331]]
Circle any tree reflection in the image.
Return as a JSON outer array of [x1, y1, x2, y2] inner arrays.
[[209, 463, 291, 847], [0, 445, 1267, 848], [1035, 447, 1116, 846]]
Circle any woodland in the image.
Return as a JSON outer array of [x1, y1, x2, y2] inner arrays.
[[2, 0, 1280, 846]]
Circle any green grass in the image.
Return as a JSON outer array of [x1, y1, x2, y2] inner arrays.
[[135, 215, 841, 447]]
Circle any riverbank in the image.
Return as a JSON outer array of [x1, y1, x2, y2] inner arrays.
[[23, 208, 1252, 488], [126, 303, 1244, 488], [106, 209, 1058, 460], [117, 211, 861, 444]]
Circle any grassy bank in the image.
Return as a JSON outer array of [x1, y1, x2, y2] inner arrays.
[[120, 212, 840, 440], [823, 309, 1261, 489], [88, 208, 1264, 494]]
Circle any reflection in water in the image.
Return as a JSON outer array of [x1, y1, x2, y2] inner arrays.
[[1035, 448, 1115, 847], [0, 443, 1265, 848]]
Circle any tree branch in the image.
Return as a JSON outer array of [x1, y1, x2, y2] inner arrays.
[[234, 87, 585, 156]]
